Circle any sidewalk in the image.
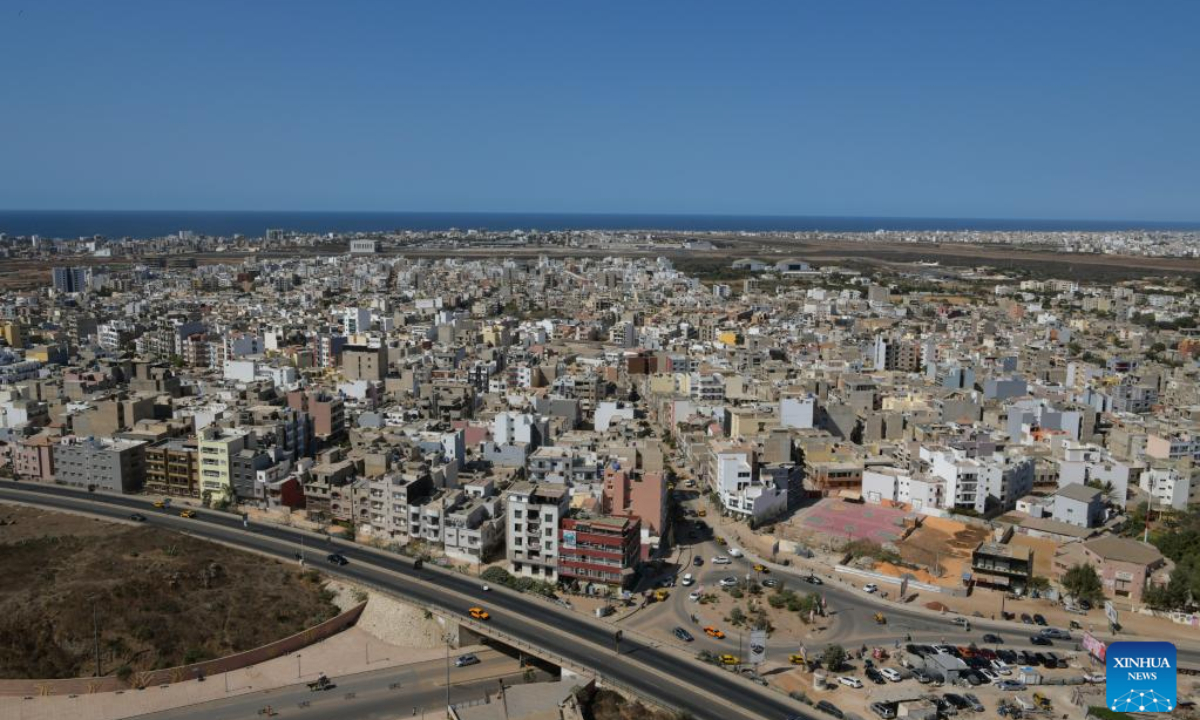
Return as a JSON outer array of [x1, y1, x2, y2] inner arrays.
[[2, 627, 465, 720]]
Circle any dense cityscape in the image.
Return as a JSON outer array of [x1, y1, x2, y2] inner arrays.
[[2, 226, 1200, 720]]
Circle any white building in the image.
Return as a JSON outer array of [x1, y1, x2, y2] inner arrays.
[[1141, 465, 1200, 511], [504, 482, 569, 582], [710, 446, 787, 521], [594, 401, 635, 432], [780, 394, 816, 430]]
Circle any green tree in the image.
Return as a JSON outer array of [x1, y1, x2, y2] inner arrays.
[[822, 644, 846, 672], [1062, 563, 1104, 603]]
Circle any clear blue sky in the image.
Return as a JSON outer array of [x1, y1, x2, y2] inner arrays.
[[2, 1, 1198, 221]]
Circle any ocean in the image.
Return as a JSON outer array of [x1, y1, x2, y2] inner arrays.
[[0, 210, 1197, 240]]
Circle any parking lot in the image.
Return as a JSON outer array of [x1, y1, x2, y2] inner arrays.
[[789, 636, 1105, 719]]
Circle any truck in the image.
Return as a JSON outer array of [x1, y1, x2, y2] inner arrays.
[[307, 674, 334, 692]]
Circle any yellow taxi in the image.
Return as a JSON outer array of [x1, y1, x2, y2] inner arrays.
[[704, 626, 726, 639], [469, 607, 491, 621], [179, 509, 196, 518]]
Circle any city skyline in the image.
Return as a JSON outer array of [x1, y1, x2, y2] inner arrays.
[[2, 2, 1198, 221]]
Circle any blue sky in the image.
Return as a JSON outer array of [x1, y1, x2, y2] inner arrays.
[[1, 1, 1197, 221]]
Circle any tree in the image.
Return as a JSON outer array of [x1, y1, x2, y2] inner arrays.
[[1062, 563, 1103, 603], [1028, 576, 1051, 594], [822, 644, 846, 672]]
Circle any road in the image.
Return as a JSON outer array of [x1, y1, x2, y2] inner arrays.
[[0, 482, 808, 720], [624, 491, 1200, 670], [133, 651, 542, 720]]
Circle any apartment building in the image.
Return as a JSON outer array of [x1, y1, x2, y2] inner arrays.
[[558, 514, 641, 588], [197, 426, 249, 504], [144, 439, 199, 497], [505, 482, 570, 582], [55, 436, 147, 494]]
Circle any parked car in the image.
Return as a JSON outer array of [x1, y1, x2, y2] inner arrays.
[[816, 700, 845, 719], [1033, 614, 1048, 626], [1020, 613, 1034, 624], [838, 676, 863, 689], [673, 626, 694, 642], [963, 693, 985, 712], [865, 667, 886, 685], [688, 590, 702, 602], [944, 694, 971, 711], [996, 679, 1026, 691], [681, 573, 695, 586], [719, 576, 739, 588], [863, 583, 879, 594], [879, 667, 902, 682], [913, 670, 932, 684], [870, 701, 897, 719]]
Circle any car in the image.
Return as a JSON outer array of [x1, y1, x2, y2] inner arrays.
[[815, 700, 845, 719], [681, 573, 695, 586], [717, 654, 739, 665], [879, 667, 902, 682], [1083, 672, 1105, 684], [977, 668, 998, 682], [719, 576, 739, 588], [728, 547, 744, 558], [1033, 614, 1047, 626], [982, 633, 1003, 644], [1029, 635, 1052, 646], [997, 650, 1018, 663], [179, 509, 195, 518], [762, 578, 779, 588], [865, 667, 886, 685], [996, 679, 1026, 691], [1020, 613, 1033, 624], [913, 670, 932, 684], [129, 513, 147, 522], [468, 606, 490, 620], [944, 693, 971, 710], [693, 556, 704, 567], [1079, 599, 1092, 611], [688, 590, 702, 602], [952, 617, 969, 626], [1040, 627, 1071, 640], [697, 509, 707, 517], [963, 693, 984, 712], [712, 555, 732, 565], [870, 701, 897, 719], [863, 583, 879, 593], [929, 696, 957, 716], [991, 660, 1013, 675], [454, 654, 480, 667], [752, 563, 769, 573], [804, 574, 824, 585], [673, 626, 694, 642], [324, 552, 347, 565], [704, 626, 726, 639]]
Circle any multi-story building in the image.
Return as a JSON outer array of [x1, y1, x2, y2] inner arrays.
[[558, 514, 641, 588], [1141, 464, 1200, 511], [197, 426, 249, 504], [55, 435, 147, 494], [144, 439, 199, 497], [287, 390, 346, 446], [971, 540, 1034, 593], [342, 344, 387, 382], [51, 267, 89, 294], [505, 482, 570, 582], [13, 433, 56, 481]]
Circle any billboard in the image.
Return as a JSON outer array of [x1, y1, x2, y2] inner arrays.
[[562, 530, 577, 550], [1083, 631, 1107, 662], [749, 629, 768, 665]]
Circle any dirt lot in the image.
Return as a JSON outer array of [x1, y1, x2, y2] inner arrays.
[[896, 516, 990, 580], [0, 505, 339, 679]]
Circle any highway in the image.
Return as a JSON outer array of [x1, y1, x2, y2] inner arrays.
[[135, 651, 546, 720], [0, 482, 808, 720]]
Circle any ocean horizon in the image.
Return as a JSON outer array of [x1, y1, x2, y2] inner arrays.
[[1, 209, 1198, 240]]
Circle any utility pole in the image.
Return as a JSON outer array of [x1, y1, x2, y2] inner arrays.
[[92, 599, 101, 678], [444, 634, 451, 710]]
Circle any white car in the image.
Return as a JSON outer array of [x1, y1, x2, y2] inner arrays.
[[712, 556, 732, 565], [863, 583, 879, 594], [688, 590, 702, 602], [978, 668, 999, 683], [729, 548, 744, 558], [991, 660, 1012, 675], [681, 573, 695, 586], [719, 576, 739, 588], [838, 676, 863, 689], [1084, 672, 1105, 684], [879, 667, 902, 682]]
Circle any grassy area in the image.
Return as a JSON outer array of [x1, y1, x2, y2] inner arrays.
[[0, 506, 339, 679], [1087, 707, 1135, 720]]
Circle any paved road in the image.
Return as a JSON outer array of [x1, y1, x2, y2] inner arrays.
[[133, 651, 540, 720], [0, 482, 808, 720], [631, 494, 1200, 668]]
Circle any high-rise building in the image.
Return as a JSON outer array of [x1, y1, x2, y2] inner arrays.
[[51, 267, 89, 293]]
